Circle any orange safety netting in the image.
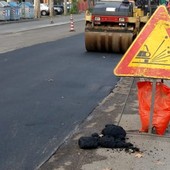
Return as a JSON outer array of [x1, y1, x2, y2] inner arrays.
[[137, 81, 170, 135]]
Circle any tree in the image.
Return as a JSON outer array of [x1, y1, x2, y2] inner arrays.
[[70, 0, 78, 14], [49, 0, 54, 17], [34, 0, 40, 18], [64, 0, 67, 15]]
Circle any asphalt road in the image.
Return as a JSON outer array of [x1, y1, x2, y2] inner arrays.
[[0, 24, 122, 170]]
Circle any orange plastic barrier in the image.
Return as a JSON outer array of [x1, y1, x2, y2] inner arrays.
[[137, 81, 170, 135]]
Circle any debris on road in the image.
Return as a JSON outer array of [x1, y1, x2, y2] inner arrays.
[[102, 168, 112, 170], [78, 124, 140, 154], [135, 153, 143, 158]]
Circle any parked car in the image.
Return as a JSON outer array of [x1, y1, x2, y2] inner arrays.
[[54, 5, 64, 15], [40, 3, 49, 16], [40, 3, 63, 16]]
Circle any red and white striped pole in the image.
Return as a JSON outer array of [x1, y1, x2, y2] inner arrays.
[[70, 14, 75, 32]]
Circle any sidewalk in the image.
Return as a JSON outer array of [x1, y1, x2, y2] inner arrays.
[[38, 77, 170, 170], [0, 13, 85, 54], [0, 13, 84, 34]]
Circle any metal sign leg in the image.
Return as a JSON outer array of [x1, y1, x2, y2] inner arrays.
[[148, 79, 156, 134]]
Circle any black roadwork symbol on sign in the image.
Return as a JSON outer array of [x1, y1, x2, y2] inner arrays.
[[132, 36, 170, 66], [135, 45, 151, 63]]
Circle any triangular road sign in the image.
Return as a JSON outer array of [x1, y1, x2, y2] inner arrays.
[[114, 5, 170, 79]]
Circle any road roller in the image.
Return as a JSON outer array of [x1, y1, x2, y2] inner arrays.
[[85, 0, 158, 53]]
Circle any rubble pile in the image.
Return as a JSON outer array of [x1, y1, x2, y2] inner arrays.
[[78, 124, 140, 153]]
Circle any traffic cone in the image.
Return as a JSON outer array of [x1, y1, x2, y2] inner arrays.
[[70, 14, 75, 32]]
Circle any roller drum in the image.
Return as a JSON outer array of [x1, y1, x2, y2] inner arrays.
[[85, 32, 134, 53]]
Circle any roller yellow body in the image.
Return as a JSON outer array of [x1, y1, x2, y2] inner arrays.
[[85, 0, 158, 53]]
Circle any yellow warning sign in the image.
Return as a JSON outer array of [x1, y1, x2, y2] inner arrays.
[[114, 6, 170, 79]]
